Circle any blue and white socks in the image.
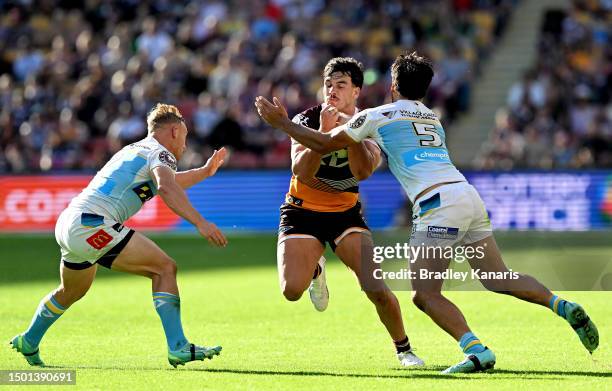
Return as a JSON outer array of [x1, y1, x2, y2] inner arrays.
[[23, 294, 66, 348], [459, 331, 486, 355], [549, 294, 568, 319], [153, 292, 188, 351]]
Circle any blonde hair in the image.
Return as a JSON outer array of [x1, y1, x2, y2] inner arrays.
[[146, 103, 185, 134]]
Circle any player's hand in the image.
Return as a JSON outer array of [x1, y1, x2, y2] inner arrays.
[[202, 147, 227, 178], [320, 103, 340, 132], [255, 96, 290, 129], [196, 220, 228, 247]]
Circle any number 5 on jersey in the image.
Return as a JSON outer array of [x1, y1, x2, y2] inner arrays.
[[413, 123, 442, 147]]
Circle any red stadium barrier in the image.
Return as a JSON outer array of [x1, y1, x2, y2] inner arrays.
[[0, 176, 178, 232]]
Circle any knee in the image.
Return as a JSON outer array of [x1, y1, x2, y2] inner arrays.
[[479, 274, 511, 293], [158, 257, 178, 277], [412, 290, 440, 311], [55, 285, 88, 306], [281, 282, 304, 301], [365, 290, 390, 307]]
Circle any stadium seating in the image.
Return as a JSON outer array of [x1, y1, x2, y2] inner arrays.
[[475, 0, 611, 169], [0, 0, 515, 172]]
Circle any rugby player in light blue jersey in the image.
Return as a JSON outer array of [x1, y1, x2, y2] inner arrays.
[[255, 52, 599, 373], [11, 104, 228, 368]]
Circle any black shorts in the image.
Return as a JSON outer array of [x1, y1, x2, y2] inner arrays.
[[278, 202, 369, 251]]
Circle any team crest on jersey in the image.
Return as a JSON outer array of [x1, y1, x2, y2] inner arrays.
[[349, 114, 366, 129], [293, 114, 309, 126], [158, 151, 177, 170]]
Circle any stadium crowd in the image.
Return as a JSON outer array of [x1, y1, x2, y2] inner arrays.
[[0, 0, 513, 172], [476, 0, 611, 169]]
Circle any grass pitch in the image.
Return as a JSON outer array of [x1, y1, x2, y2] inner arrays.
[[0, 232, 610, 390]]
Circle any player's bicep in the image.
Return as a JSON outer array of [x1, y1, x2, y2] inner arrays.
[[152, 165, 176, 190], [290, 139, 307, 160], [364, 139, 382, 167]]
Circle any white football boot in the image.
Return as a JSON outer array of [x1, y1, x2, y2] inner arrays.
[[397, 350, 425, 368], [309, 256, 329, 312]]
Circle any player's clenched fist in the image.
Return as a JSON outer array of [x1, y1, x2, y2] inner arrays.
[[319, 103, 340, 132]]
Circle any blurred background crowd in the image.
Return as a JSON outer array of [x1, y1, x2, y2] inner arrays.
[[476, 0, 611, 169], [0, 0, 608, 174]]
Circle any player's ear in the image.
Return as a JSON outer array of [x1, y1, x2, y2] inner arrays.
[[353, 86, 361, 100]]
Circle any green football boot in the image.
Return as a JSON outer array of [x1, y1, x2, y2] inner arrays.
[[442, 347, 496, 374], [10, 334, 44, 366], [168, 343, 222, 368], [564, 302, 599, 354]]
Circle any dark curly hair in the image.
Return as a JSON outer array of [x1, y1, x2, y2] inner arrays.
[[323, 57, 364, 88], [391, 52, 434, 100]]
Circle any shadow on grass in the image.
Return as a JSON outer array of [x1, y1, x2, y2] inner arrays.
[[47, 365, 590, 381], [492, 369, 612, 378]]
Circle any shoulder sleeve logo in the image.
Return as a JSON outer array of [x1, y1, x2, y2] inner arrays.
[[348, 114, 367, 129], [292, 113, 309, 126], [158, 151, 177, 170]]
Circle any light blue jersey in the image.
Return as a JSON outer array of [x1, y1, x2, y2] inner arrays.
[[69, 136, 177, 223], [344, 99, 465, 202]]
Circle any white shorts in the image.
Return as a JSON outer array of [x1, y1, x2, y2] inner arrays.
[[55, 208, 133, 268], [410, 181, 492, 247]]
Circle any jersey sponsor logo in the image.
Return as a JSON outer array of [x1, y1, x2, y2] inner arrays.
[[348, 114, 366, 129], [381, 111, 396, 119], [320, 149, 349, 168], [286, 194, 303, 206], [132, 181, 155, 204], [128, 143, 152, 150], [414, 151, 449, 161], [158, 151, 177, 170], [402, 148, 451, 167], [399, 110, 437, 121], [278, 225, 293, 234], [427, 226, 459, 239], [86, 229, 113, 250]]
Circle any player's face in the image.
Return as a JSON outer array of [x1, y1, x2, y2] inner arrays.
[[173, 122, 188, 160], [324, 72, 360, 112]]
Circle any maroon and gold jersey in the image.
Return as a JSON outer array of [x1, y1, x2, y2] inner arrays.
[[287, 105, 359, 212]]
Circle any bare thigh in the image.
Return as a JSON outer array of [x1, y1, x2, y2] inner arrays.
[[277, 236, 324, 297], [111, 231, 175, 277], [334, 231, 386, 291]]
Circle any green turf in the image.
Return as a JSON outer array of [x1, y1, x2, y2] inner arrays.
[[0, 233, 610, 390]]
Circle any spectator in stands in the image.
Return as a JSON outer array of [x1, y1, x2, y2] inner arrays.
[[0, 0, 517, 173], [477, 0, 611, 169]]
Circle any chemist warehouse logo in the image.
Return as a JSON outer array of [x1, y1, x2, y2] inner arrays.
[[402, 148, 451, 167]]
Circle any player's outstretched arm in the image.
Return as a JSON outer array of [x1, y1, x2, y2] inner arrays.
[[153, 166, 228, 247], [255, 96, 356, 154], [174, 147, 227, 189]]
